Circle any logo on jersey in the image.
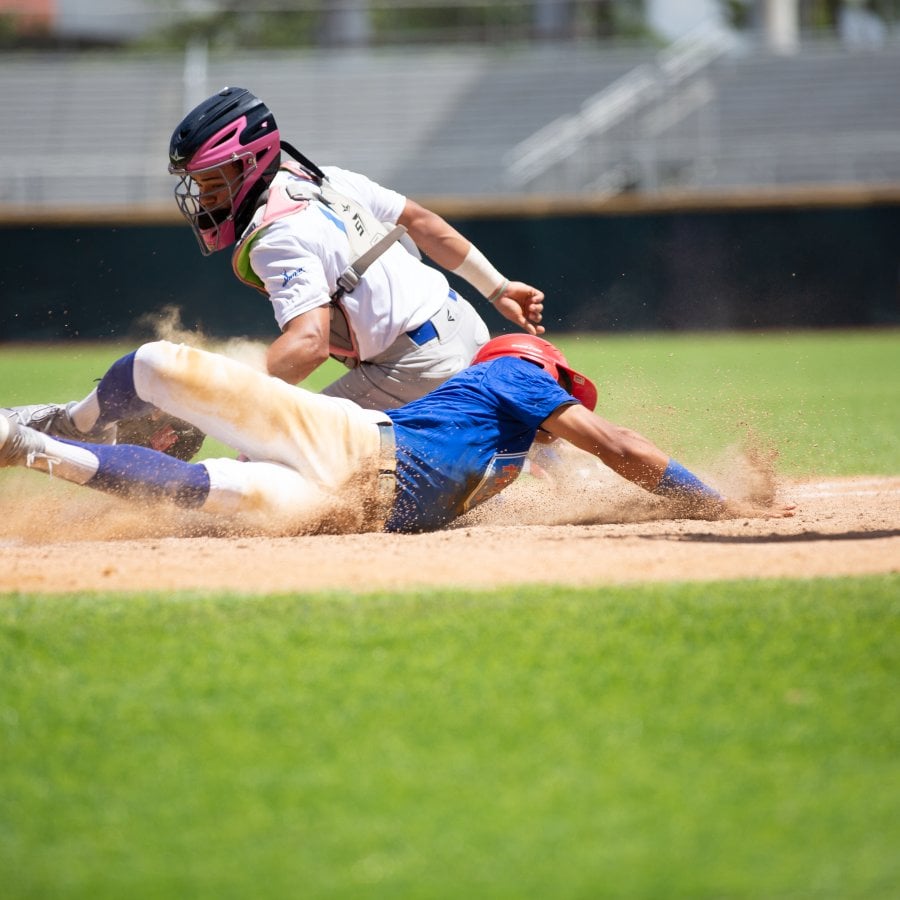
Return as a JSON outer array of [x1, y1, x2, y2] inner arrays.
[[351, 212, 368, 238], [463, 452, 527, 513], [282, 267, 305, 287]]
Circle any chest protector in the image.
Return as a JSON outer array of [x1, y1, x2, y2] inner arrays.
[[232, 162, 404, 365]]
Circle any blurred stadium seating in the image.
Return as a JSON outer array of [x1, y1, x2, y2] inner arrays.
[[1, 26, 899, 208]]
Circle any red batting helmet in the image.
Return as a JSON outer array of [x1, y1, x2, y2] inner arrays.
[[472, 334, 598, 411]]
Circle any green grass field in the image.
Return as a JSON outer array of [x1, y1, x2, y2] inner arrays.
[[556, 329, 900, 476], [2, 577, 898, 899], [1, 330, 898, 898]]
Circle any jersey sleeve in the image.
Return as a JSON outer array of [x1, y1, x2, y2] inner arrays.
[[322, 166, 407, 224], [248, 220, 333, 330]]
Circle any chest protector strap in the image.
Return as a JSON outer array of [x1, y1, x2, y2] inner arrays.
[[232, 161, 407, 366]]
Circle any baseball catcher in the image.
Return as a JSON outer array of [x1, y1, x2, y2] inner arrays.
[[167, 86, 544, 408], [2, 86, 545, 455]]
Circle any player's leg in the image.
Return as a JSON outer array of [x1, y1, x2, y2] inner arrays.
[[79, 341, 384, 491], [0, 416, 208, 504], [0, 417, 344, 533], [322, 290, 490, 408], [198, 457, 349, 533]]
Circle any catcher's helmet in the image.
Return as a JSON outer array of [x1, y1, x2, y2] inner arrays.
[[168, 87, 282, 254], [473, 334, 598, 411]]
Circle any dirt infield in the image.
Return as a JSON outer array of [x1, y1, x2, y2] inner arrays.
[[1, 467, 897, 594]]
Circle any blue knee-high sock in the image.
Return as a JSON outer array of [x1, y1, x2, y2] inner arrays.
[[75, 441, 210, 508], [95, 351, 156, 427]]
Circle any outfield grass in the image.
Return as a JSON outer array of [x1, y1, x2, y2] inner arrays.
[[555, 329, 900, 476], [1, 576, 897, 899], [1, 328, 897, 475]]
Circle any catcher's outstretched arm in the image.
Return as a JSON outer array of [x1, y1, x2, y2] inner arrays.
[[398, 199, 545, 335]]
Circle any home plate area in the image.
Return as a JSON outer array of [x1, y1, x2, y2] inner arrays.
[[0, 471, 896, 594]]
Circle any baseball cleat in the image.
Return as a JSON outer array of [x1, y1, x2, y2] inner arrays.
[[0, 401, 116, 444], [0, 416, 53, 468]]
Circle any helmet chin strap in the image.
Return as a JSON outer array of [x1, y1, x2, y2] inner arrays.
[[280, 140, 326, 183]]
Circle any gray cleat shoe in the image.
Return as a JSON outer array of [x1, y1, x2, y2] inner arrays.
[[0, 416, 52, 468], [0, 401, 116, 444]]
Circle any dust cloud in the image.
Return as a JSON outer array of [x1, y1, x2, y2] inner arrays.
[[0, 307, 786, 544], [136, 304, 269, 372]]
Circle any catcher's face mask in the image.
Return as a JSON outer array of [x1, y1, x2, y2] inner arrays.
[[168, 87, 282, 254], [170, 156, 252, 255]]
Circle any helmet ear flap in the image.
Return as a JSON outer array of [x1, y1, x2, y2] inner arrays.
[[555, 367, 573, 394]]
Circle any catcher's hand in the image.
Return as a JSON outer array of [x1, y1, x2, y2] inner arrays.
[[116, 410, 206, 462]]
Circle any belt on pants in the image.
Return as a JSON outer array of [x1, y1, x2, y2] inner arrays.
[[372, 422, 397, 530], [406, 289, 458, 346]]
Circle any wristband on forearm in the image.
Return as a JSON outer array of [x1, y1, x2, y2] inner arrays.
[[452, 245, 508, 302], [652, 459, 724, 503]]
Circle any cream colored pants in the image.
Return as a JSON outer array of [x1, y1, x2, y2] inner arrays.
[[134, 341, 389, 533]]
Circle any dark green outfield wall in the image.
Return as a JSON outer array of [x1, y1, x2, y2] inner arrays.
[[2, 200, 898, 341]]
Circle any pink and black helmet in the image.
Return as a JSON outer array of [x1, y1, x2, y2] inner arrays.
[[168, 87, 282, 254]]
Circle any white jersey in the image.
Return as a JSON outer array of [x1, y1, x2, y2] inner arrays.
[[246, 166, 451, 361]]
